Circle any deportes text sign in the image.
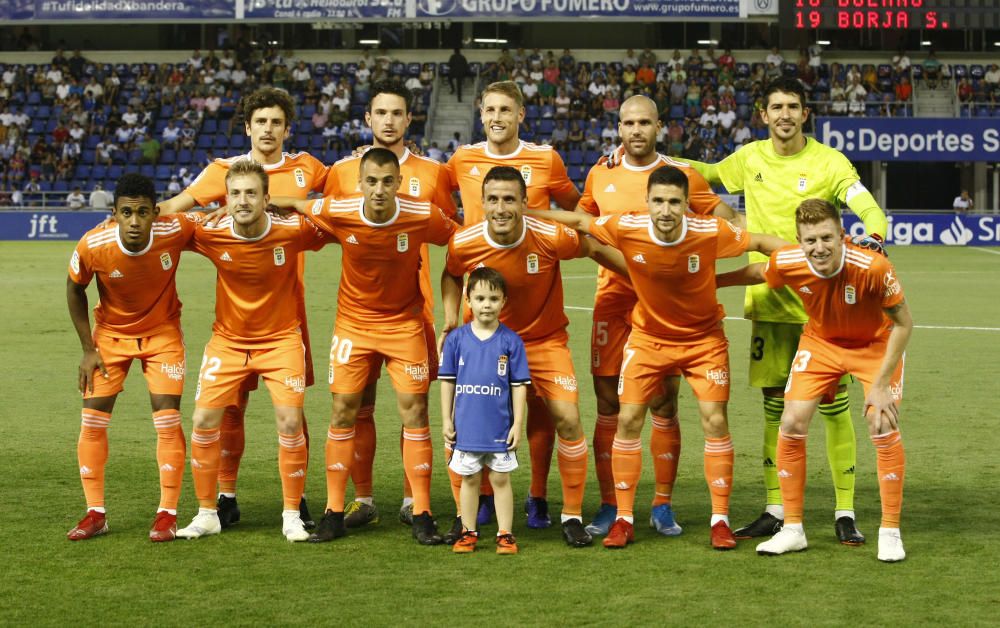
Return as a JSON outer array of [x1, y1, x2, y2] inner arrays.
[[0, 211, 108, 241], [816, 118, 1000, 162], [843, 213, 1000, 246]]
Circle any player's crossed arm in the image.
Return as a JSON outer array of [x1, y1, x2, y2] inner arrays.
[[525, 208, 628, 277]]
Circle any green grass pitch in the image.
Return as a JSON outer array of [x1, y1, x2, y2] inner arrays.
[[2, 241, 998, 625]]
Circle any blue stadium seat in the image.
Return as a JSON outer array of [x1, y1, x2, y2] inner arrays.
[[92, 165, 107, 179], [297, 120, 313, 134], [214, 135, 230, 149], [469, 62, 481, 76], [407, 62, 420, 77], [345, 62, 359, 75], [155, 165, 172, 179], [177, 150, 192, 163], [584, 150, 600, 164], [197, 135, 214, 149], [313, 62, 328, 77], [53, 180, 69, 192], [76, 164, 92, 179], [391, 62, 405, 76], [537, 119, 555, 134], [525, 105, 540, 119], [953, 64, 967, 79], [330, 62, 344, 76], [438, 63, 450, 76], [108, 165, 124, 179], [202, 119, 218, 134], [782, 63, 797, 77], [911, 65, 923, 81], [970, 64, 985, 80], [140, 165, 155, 177], [568, 150, 583, 165]]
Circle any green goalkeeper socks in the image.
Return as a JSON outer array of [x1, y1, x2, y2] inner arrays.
[[762, 395, 784, 506], [820, 391, 856, 513]]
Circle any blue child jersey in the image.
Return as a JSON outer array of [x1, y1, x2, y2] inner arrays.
[[439, 323, 532, 453]]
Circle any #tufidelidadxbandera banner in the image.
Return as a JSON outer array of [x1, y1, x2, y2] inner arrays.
[[816, 117, 1000, 162], [2, 0, 738, 20]]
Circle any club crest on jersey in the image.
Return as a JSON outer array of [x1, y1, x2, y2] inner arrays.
[[497, 355, 508, 376], [160, 252, 173, 270], [408, 177, 421, 197], [294, 168, 306, 188], [844, 284, 856, 304], [798, 174, 808, 192], [397, 233, 409, 252], [687, 254, 700, 273], [273, 246, 286, 266], [526, 253, 540, 274], [520, 165, 532, 185]]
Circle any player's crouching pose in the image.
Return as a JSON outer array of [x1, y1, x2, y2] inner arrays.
[[67, 173, 197, 542], [176, 160, 333, 542], [441, 267, 530, 555], [719, 199, 911, 562], [529, 166, 787, 551]]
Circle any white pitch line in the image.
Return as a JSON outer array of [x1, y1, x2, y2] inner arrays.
[[971, 247, 1000, 256], [566, 306, 1000, 331]]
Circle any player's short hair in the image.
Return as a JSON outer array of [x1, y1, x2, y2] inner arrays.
[[647, 165, 689, 197], [482, 165, 526, 200], [240, 87, 296, 127], [467, 266, 508, 297], [481, 80, 524, 109], [368, 79, 412, 114], [360, 147, 400, 172], [225, 159, 269, 195], [795, 198, 841, 227], [113, 172, 157, 207], [762, 77, 808, 109]]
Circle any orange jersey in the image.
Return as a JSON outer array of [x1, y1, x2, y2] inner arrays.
[[446, 141, 577, 224], [579, 154, 722, 309], [764, 242, 905, 348], [306, 196, 457, 327], [185, 151, 329, 207], [69, 215, 198, 337], [588, 213, 749, 340], [445, 217, 583, 343], [189, 213, 330, 346], [324, 148, 459, 325]]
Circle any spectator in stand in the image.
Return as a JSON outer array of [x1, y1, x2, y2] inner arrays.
[[685, 79, 701, 112], [665, 119, 684, 155], [731, 118, 752, 145], [923, 51, 942, 89], [703, 46, 718, 72], [522, 77, 540, 103], [187, 49, 204, 70], [179, 120, 196, 150], [137, 132, 161, 165], [584, 118, 601, 149], [94, 137, 115, 166], [953, 190, 974, 213], [166, 174, 182, 196], [87, 182, 111, 209], [622, 48, 639, 70], [448, 48, 470, 102], [600, 119, 618, 144], [956, 77, 973, 103], [554, 88, 571, 118], [66, 186, 86, 209], [602, 91, 620, 114], [686, 49, 703, 76], [622, 64, 637, 88], [846, 75, 867, 102], [568, 120, 584, 149], [550, 119, 569, 149], [636, 63, 655, 87], [588, 76, 608, 99], [231, 62, 248, 87], [292, 61, 311, 90], [666, 49, 684, 72], [669, 73, 687, 105], [892, 48, 911, 79], [848, 90, 866, 117], [718, 48, 736, 71], [984, 63, 1000, 99], [700, 86, 718, 112], [765, 62, 782, 83], [204, 92, 221, 119], [894, 76, 913, 114], [559, 49, 576, 74], [797, 48, 817, 88], [638, 47, 657, 67], [831, 93, 848, 116], [862, 65, 880, 93], [766, 46, 784, 68], [600, 136, 615, 157], [699, 104, 718, 127], [716, 102, 736, 132], [543, 60, 560, 86]]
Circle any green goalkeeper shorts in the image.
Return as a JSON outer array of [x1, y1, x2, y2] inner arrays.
[[748, 320, 851, 390]]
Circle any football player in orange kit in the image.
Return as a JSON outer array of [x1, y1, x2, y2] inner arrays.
[[718, 199, 911, 562], [175, 160, 332, 542], [324, 80, 458, 529], [158, 87, 327, 529], [67, 173, 197, 543]]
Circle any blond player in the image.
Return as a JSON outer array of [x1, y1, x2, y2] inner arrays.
[[577, 95, 744, 537], [719, 199, 911, 562], [175, 160, 332, 542], [275, 148, 458, 545], [530, 165, 786, 551], [442, 165, 628, 547], [67, 173, 197, 543], [446, 80, 580, 529], [324, 80, 458, 528], [159, 87, 328, 529]]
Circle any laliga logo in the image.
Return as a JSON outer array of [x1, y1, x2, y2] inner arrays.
[[939, 216, 974, 246], [419, 0, 455, 15]]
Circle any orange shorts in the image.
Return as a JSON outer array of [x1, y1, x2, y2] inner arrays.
[[195, 334, 307, 409], [365, 319, 439, 385], [330, 319, 430, 395], [618, 328, 731, 405], [784, 334, 905, 404], [85, 325, 186, 399], [524, 334, 579, 403], [234, 296, 314, 396], [592, 298, 680, 380]]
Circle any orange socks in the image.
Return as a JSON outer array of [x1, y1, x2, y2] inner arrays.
[[526, 396, 555, 498], [444, 443, 463, 511], [191, 428, 221, 509], [593, 414, 618, 505], [557, 437, 588, 519], [776, 431, 807, 524], [78, 409, 111, 509], [351, 405, 376, 498], [611, 437, 642, 520], [650, 414, 681, 507], [217, 401, 246, 495], [402, 426, 433, 514], [153, 409, 185, 512], [278, 430, 308, 510], [324, 427, 354, 512], [704, 435, 734, 515], [872, 430, 905, 528]]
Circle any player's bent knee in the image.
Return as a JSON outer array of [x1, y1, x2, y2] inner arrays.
[[698, 403, 729, 437], [274, 406, 304, 434], [192, 407, 225, 430]]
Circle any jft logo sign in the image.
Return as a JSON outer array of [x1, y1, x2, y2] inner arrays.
[[27, 214, 61, 239]]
